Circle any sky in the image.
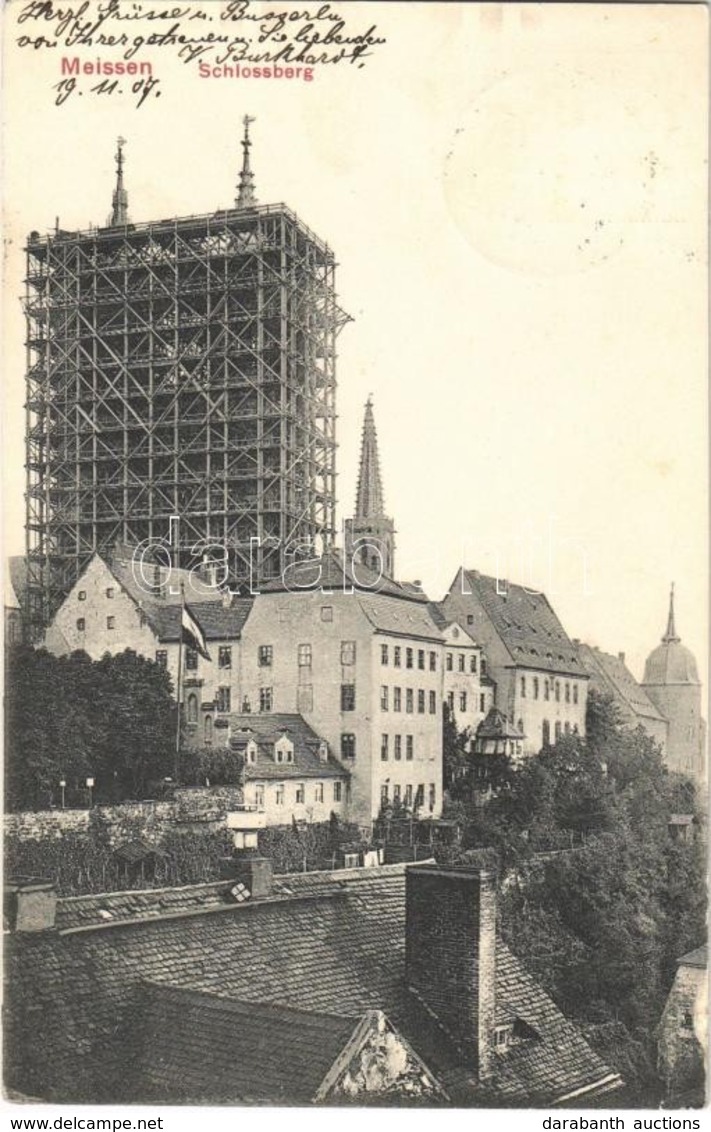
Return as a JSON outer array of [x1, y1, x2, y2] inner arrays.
[[2, 1, 708, 690]]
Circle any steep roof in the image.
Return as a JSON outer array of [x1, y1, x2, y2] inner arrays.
[[259, 550, 427, 603], [138, 983, 361, 1103], [354, 397, 387, 520], [458, 571, 584, 677], [678, 945, 707, 970], [145, 598, 254, 643], [6, 864, 618, 1106], [228, 713, 347, 780], [476, 707, 524, 741], [357, 595, 443, 642], [576, 643, 667, 724]]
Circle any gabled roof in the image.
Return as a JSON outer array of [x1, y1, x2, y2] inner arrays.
[[678, 945, 707, 969], [146, 598, 254, 643], [259, 550, 428, 603], [576, 643, 667, 724], [6, 864, 617, 1106], [476, 708, 524, 741], [357, 595, 443, 642], [138, 983, 361, 1103], [457, 571, 584, 677], [228, 713, 347, 780]]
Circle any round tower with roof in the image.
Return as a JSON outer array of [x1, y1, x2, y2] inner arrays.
[[641, 585, 706, 783]]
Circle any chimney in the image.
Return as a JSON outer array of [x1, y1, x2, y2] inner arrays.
[[4, 877, 57, 933], [222, 588, 233, 610], [220, 855, 273, 899], [405, 865, 496, 1080], [618, 651, 626, 664]]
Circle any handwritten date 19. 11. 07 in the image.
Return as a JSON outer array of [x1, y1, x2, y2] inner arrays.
[[53, 74, 161, 108]]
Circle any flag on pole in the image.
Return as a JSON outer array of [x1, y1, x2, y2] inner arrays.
[[181, 602, 211, 661]]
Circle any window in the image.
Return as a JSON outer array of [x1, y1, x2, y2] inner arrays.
[[107, 616, 115, 630], [393, 784, 401, 804], [185, 648, 198, 671], [533, 676, 539, 700], [479, 694, 485, 712], [204, 715, 213, 744], [517, 718, 524, 735], [682, 1011, 694, 1031], [418, 649, 425, 670], [573, 683, 579, 705], [381, 784, 389, 806], [333, 781, 343, 803], [447, 691, 454, 711], [155, 649, 167, 667], [428, 783, 436, 811], [467, 614, 474, 625], [555, 681, 561, 702], [481, 657, 487, 677], [542, 720, 551, 746], [406, 648, 414, 669], [429, 691, 437, 714], [381, 734, 389, 761], [76, 617, 85, 631], [78, 590, 86, 602], [406, 689, 414, 714], [554, 721, 562, 740], [418, 690, 425, 714], [275, 783, 285, 806], [259, 686, 273, 712], [380, 686, 389, 712], [341, 733, 356, 759], [381, 644, 389, 665], [321, 605, 333, 622], [244, 741, 257, 765], [414, 784, 424, 809], [295, 783, 305, 804], [258, 645, 273, 667], [470, 655, 477, 674], [459, 692, 467, 713], [565, 682, 570, 703], [394, 735, 402, 760], [404, 784, 413, 807], [341, 640, 356, 665], [458, 654, 465, 673], [216, 686, 231, 713], [187, 694, 198, 724], [297, 643, 312, 667], [218, 645, 232, 669], [254, 783, 265, 809], [429, 651, 437, 671], [406, 736, 414, 761], [446, 653, 453, 672], [544, 678, 550, 701], [341, 684, 356, 712], [106, 587, 114, 599], [520, 675, 526, 697], [393, 646, 401, 668], [393, 687, 402, 712], [495, 1025, 512, 1050], [564, 721, 571, 735]]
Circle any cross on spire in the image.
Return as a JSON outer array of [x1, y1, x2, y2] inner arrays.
[[663, 582, 680, 643], [236, 115, 257, 209], [110, 136, 129, 227]]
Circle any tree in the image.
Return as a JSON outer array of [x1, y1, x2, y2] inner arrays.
[[442, 701, 469, 791]]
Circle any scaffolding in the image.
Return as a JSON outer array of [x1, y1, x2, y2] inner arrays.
[[24, 200, 350, 638]]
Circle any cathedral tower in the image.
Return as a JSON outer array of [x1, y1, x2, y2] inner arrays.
[[344, 398, 395, 578], [642, 584, 706, 783]]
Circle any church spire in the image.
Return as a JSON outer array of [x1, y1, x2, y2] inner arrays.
[[663, 582, 680, 643], [109, 137, 129, 227], [345, 397, 396, 578], [236, 115, 257, 208], [355, 396, 386, 518]]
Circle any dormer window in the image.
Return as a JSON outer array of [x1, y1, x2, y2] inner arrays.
[[245, 740, 258, 764], [495, 1025, 513, 1050], [274, 735, 294, 764]]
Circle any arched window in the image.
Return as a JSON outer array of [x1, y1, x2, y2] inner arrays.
[[204, 715, 213, 744], [187, 694, 198, 724]]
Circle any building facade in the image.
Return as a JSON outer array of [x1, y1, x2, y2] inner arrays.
[[442, 569, 588, 755], [24, 124, 349, 639], [657, 945, 707, 1103]]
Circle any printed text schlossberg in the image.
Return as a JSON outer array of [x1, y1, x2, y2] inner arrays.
[[61, 57, 154, 75], [198, 62, 314, 81]]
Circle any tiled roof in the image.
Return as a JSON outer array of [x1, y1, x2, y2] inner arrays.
[[428, 602, 479, 644], [6, 864, 617, 1106], [228, 713, 348, 781], [138, 983, 360, 1103], [462, 571, 584, 677], [357, 595, 444, 642], [678, 945, 707, 969], [146, 598, 254, 642], [111, 555, 224, 606], [259, 550, 429, 603], [576, 643, 667, 724], [476, 708, 524, 740]]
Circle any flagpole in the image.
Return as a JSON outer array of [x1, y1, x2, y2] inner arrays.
[[174, 581, 184, 783]]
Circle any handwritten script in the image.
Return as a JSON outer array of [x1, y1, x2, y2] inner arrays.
[[15, 0, 388, 106]]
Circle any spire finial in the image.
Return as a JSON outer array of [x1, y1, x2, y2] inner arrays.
[[663, 581, 680, 643], [236, 115, 258, 208], [355, 397, 385, 519], [110, 136, 129, 227]]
